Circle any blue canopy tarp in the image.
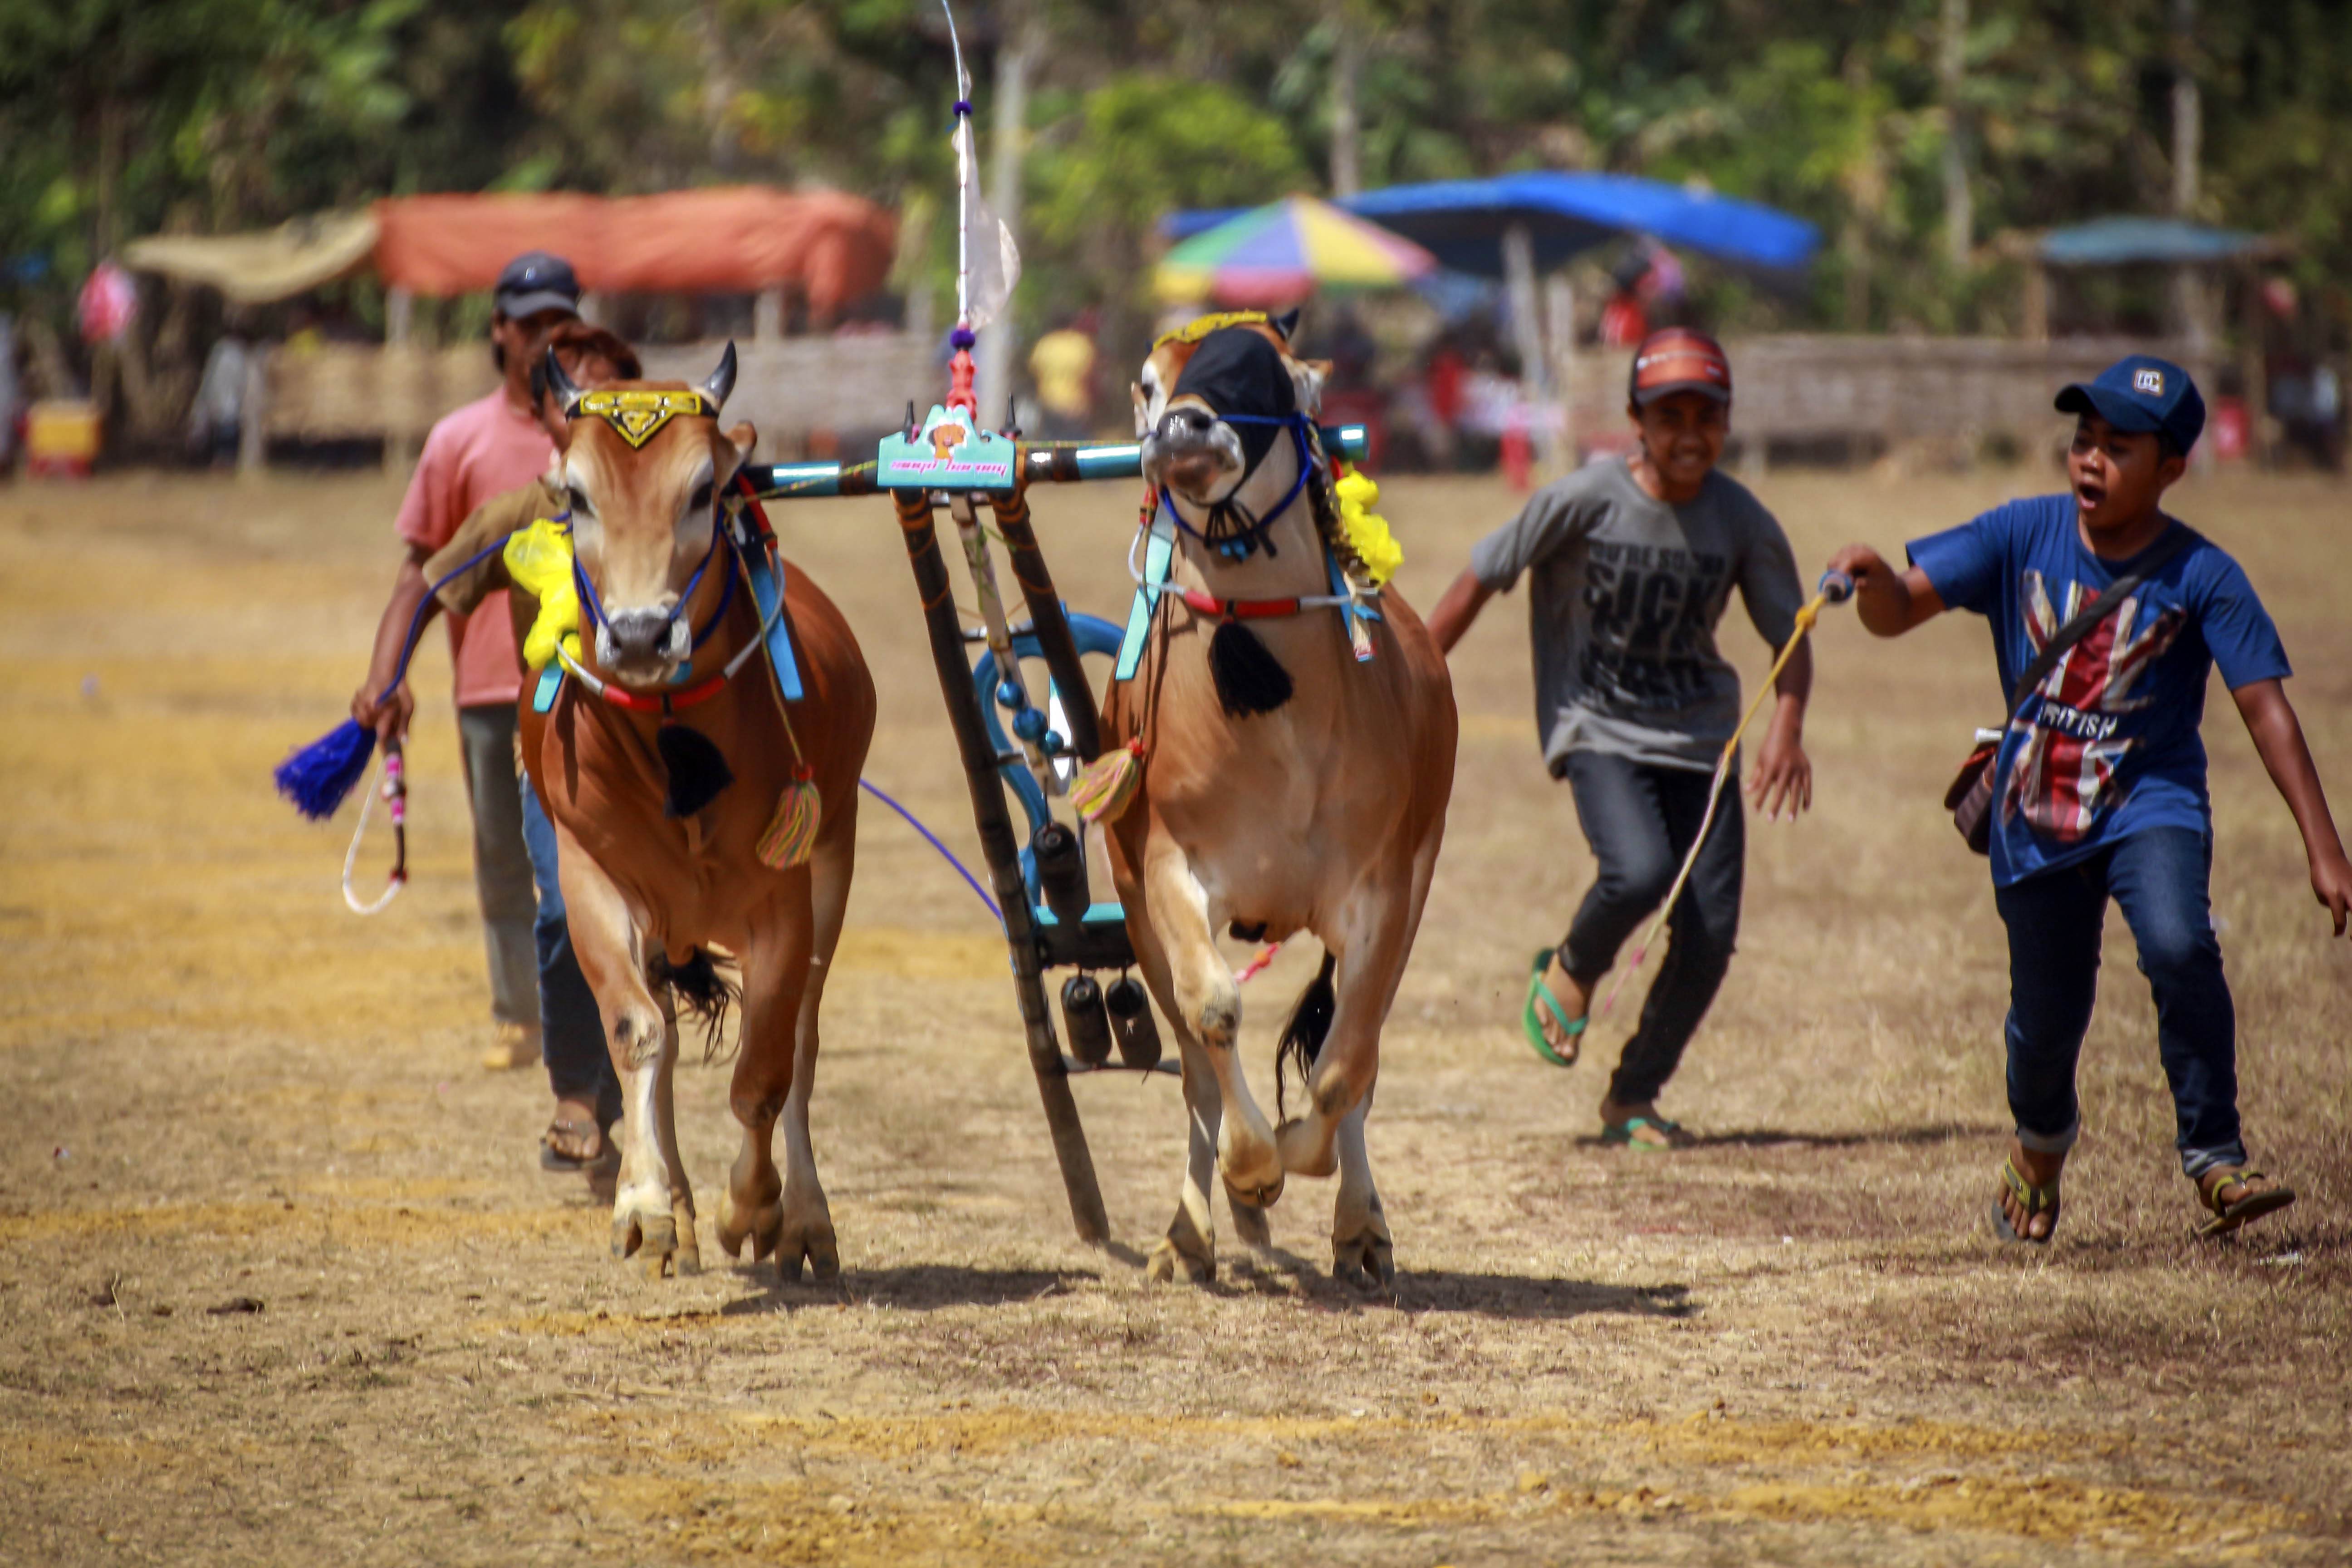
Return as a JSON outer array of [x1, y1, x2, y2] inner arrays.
[[1166, 171, 1819, 278], [2038, 217, 2273, 269]]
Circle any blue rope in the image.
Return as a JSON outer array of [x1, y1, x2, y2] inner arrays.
[[370, 534, 515, 703], [857, 778, 1002, 922]]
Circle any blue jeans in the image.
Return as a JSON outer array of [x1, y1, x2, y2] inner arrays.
[[520, 772, 619, 1129], [1993, 826, 2245, 1179]]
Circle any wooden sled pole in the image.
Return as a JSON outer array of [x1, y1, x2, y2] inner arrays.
[[891, 487, 1110, 1244]]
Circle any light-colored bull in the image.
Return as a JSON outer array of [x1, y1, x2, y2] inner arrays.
[[1100, 321, 1456, 1288]]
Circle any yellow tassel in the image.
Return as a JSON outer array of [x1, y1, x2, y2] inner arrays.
[[756, 773, 822, 869], [1333, 470, 1403, 587], [503, 517, 584, 671], [1070, 740, 1145, 825]]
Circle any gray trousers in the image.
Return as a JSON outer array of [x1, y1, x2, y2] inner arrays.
[[457, 704, 539, 1028]]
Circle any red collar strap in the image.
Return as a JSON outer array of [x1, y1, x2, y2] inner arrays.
[[1173, 585, 1323, 620], [556, 643, 732, 712]]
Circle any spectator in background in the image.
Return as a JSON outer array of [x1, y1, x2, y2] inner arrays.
[[187, 323, 248, 469], [1029, 310, 1098, 440], [0, 312, 18, 474], [1599, 289, 1647, 348]]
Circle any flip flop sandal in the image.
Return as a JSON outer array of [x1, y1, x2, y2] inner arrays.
[[1601, 1114, 1690, 1151], [2195, 1169, 2296, 1238], [1523, 947, 1588, 1068], [1991, 1154, 2062, 1245], [539, 1117, 608, 1173]]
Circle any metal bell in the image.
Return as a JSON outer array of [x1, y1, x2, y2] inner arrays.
[[1031, 821, 1091, 927], [1060, 973, 1112, 1067], [1104, 975, 1161, 1070]]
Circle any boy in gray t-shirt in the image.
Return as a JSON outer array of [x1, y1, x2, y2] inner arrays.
[[1427, 329, 1814, 1149]]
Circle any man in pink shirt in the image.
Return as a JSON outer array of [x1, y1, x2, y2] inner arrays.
[[352, 255, 613, 1159]]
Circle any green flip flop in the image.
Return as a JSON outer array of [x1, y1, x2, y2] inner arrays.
[[1522, 947, 1587, 1068], [1601, 1114, 1691, 1151]]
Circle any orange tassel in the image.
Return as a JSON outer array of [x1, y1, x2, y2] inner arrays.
[[756, 771, 822, 869], [1070, 740, 1145, 824]]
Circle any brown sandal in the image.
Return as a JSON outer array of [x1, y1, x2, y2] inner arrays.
[[1992, 1154, 2062, 1245], [540, 1118, 607, 1173], [2195, 1168, 2295, 1238]]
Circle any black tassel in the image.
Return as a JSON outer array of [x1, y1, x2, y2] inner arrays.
[[1275, 951, 1338, 1122], [649, 947, 741, 1062], [1208, 620, 1294, 717], [656, 724, 735, 818]]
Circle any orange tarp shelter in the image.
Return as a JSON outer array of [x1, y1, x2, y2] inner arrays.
[[122, 187, 897, 317], [371, 188, 895, 314]]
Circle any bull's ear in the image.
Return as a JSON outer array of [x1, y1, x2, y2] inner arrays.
[[1289, 357, 1330, 418], [702, 340, 738, 410], [1271, 308, 1301, 341], [720, 421, 757, 480], [1131, 382, 1153, 439], [543, 346, 583, 416]]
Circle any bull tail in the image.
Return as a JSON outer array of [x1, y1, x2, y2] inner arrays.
[[1274, 950, 1338, 1123], [649, 947, 742, 1063]]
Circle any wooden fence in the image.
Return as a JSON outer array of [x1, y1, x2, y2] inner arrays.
[[1556, 334, 2213, 470], [241, 330, 2210, 474]]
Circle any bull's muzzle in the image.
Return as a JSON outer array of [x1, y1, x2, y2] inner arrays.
[[600, 607, 688, 673], [1149, 405, 1239, 497]]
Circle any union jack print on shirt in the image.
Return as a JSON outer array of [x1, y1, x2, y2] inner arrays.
[[2002, 570, 2187, 844]]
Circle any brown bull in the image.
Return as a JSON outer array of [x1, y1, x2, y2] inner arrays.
[[522, 347, 875, 1280], [1101, 322, 1456, 1288]]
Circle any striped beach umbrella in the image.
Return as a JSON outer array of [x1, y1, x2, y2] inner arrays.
[[1155, 194, 1437, 307]]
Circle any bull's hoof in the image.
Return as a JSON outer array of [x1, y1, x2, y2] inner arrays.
[[1228, 1198, 1273, 1251], [1331, 1219, 1395, 1293], [1146, 1233, 1215, 1285], [716, 1188, 784, 1264], [1223, 1173, 1285, 1212], [773, 1217, 840, 1285], [612, 1212, 685, 1279]]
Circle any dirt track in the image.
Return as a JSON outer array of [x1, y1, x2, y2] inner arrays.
[[3, 462, 2347, 1565]]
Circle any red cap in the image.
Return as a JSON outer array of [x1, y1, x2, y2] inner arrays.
[[1630, 328, 1731, 405]]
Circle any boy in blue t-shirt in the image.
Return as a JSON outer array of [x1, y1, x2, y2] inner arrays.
[[1826, 355, 2352, 1244]]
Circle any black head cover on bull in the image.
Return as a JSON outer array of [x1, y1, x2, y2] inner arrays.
[[1169, 326, 1298, 479], [1163, 328, 1308, 719]]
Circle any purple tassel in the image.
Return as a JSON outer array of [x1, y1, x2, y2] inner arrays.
[[274, 719, 377, 822]]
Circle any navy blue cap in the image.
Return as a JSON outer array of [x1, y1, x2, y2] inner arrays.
[[2055, 354, 2205, 456], [493, 251, 580, 320]]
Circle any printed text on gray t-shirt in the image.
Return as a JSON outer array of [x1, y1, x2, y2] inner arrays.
[[1468, 457, 1802, 773]]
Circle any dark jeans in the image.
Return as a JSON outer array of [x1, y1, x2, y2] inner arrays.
[[520, 769, 619, 1129], [1993, 826, 2244, 1179], [1558, 751, 1744, 1107]]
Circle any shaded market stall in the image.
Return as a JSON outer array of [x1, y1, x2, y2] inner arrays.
[[1171, 172, 1820, 466], [121, 188, 919, 470], [2003, 216, 2296, 465]]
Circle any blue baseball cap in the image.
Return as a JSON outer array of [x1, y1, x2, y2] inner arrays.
[[2055, 354, 2205, 456], [493, 251, 581, 320]]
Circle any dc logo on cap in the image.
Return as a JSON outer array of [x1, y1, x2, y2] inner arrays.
[[2134, 368, 2165, 395]]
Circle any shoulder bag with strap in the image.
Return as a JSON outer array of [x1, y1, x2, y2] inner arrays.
[[1944, 524, 2199, 855]]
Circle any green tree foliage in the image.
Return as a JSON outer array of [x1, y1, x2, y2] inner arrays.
[[1025, 74, 1310, 343], [7, 0, 2352, 416]]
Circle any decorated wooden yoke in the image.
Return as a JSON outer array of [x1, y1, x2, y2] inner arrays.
[[744, 401, 1366, 1244]]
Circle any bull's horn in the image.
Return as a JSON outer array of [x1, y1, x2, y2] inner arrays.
[[1271, 308, 1301, 341], [542, 346, 583, 415], [702, 341, 738, 410]]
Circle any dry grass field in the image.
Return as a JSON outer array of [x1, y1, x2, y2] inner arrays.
[[2, 456, 2347, 1565]]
